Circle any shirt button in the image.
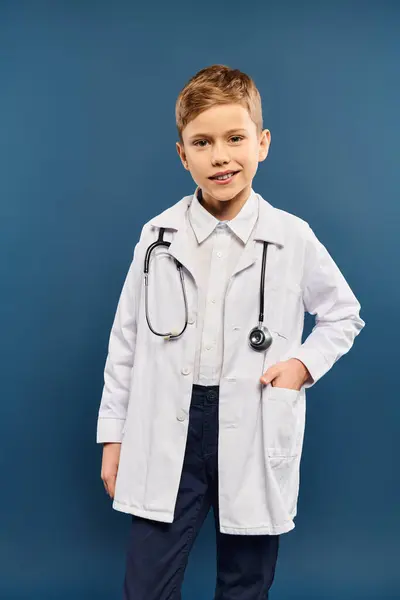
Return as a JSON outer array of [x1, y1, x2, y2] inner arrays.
[[181, 366, 191, 375], [206, 345, 211, 350], [216, 251, 222, 258], [188, 317, 195, 324], [210, 298, 216, 304]]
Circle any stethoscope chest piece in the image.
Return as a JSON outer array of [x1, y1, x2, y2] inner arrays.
[[248, 325, 273, 352]]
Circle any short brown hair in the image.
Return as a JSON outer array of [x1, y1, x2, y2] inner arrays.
[[175, 64, 263, 145]]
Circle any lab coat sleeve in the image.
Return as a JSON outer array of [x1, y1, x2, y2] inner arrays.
[[286, 223, 365, 389], [96, 239, 142, 443]]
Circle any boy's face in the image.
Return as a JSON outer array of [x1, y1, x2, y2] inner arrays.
[[176, 103, 270, 208]]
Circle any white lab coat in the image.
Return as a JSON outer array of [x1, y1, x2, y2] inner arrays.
[[96, 191, 365, 535]]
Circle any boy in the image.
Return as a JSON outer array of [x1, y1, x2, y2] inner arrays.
[[97, 65, 365, 599]]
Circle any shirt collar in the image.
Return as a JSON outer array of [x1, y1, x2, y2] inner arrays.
[[188, 186, 259, 245]]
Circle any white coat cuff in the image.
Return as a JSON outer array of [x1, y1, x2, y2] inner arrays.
[[286, 346, 330, 389], [96, 417, 125, 443]]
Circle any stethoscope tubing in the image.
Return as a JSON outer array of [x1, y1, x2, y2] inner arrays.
[[143, 227, 273, 351]]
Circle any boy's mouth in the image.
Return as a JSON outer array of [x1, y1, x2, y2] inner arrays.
[[208, 170, 240, 182]]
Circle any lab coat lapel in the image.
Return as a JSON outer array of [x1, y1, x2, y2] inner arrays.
[[167, 224, 199, 288], [149, 196, 199, 288], [230, 194, 285, 279]]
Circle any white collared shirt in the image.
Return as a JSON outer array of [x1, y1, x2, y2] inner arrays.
[[187, 186, 259, 385]]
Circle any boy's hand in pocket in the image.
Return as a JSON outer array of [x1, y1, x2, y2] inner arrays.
[[101, 442, 121, 499], [260, 358, 312, 390]]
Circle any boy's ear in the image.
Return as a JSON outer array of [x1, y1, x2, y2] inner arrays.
[[176, 142, 188, 169], [258, 129, 271, 162]]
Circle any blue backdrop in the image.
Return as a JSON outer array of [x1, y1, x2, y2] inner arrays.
[[1, 1, 398, 599]]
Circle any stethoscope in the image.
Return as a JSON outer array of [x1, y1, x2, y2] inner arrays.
[[143, 226, 273, 353]]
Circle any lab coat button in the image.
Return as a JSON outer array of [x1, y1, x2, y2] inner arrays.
[[188, 316, 195, 324], [177, 409, 186, 421], [181, 366, 191, 375]]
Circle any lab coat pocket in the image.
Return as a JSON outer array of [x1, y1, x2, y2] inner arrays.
[[262, 386, 301, 457]]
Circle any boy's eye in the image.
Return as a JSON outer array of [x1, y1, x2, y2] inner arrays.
[[193, 136, 244, 147]]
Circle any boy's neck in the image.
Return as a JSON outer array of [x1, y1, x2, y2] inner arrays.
[[197, 184, 252, 221]]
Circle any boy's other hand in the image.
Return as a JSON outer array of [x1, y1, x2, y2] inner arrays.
[[101, 442, 121, 499], [260, 358, 312, 390]]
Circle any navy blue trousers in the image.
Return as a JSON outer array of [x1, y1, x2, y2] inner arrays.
[[123, 383, 280, 599]]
